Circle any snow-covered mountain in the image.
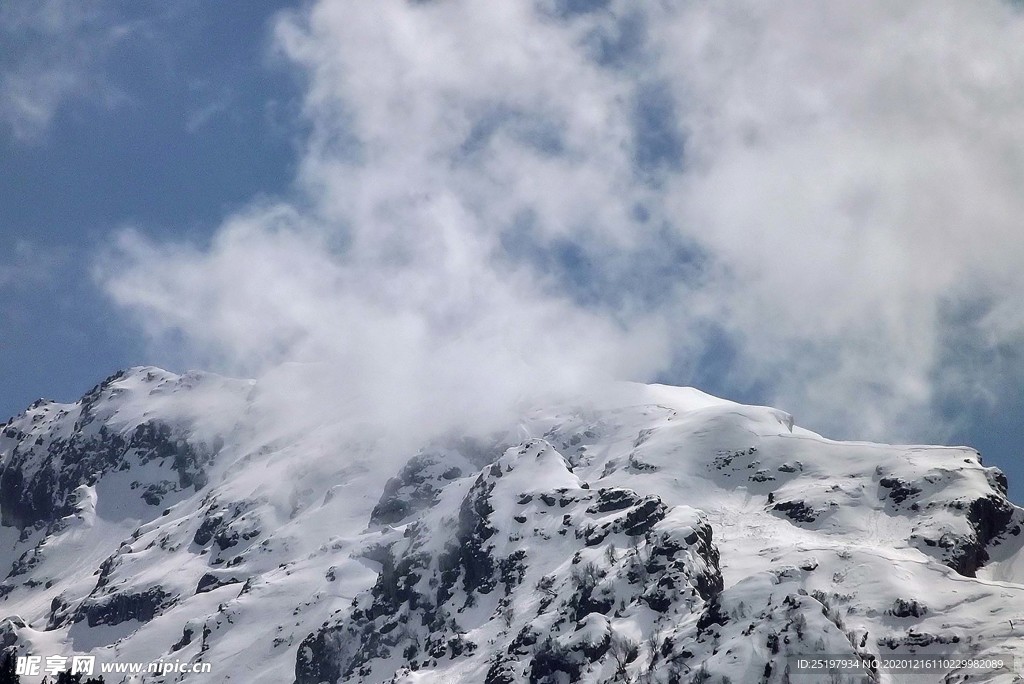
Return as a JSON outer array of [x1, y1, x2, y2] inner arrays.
[[0, 367, 1022, 683]]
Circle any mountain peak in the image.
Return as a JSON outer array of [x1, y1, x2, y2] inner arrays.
[[0, 371, 1020, 682]]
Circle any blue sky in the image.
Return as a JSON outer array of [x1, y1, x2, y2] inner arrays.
[[1, 1, 296, 411], [2, 1, 1023, 502]]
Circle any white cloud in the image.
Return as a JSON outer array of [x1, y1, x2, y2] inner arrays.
[[0, 240, 64, 290], [0, 0, 128, 142], [101, 202, 670, 449], [649, 0, 1024, 437], [98, 0, 1024, 448]]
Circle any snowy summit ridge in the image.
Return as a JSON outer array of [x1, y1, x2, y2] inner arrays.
[[0, 366, 1022, 683]]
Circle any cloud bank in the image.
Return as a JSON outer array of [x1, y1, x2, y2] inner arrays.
[[99, 0, 1024, 446]]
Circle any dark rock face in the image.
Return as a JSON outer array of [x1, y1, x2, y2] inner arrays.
[[967, 495, 1016, 548], [878, 630, 961, 650], [879, 477, 922, 506], [295, 626, 344, 684], [889, 598, 927, 618], [370, 455, 464, 526], [872, 460, 1021, 578], [441, 468, 500, 600], [950, 494, 1017, 577], [296, 441, 723, 684], [527, 633, 592, 684], [911, 492, 1018, 578], [190, 499, 263, 566], [193, 516, 222, 547], [0, 617, 24, 651], [986, 469, 1010, 497], [771, 500, 818, 523], [195, 573, 243, 595], [76, 587, 173, 627], [587, 488, 639, 513], [0, 368, 232, 641], [0, 381, 216, 530], [709, 446, 758, 472]]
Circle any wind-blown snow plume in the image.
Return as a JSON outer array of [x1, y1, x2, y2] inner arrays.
[[99, 0, 1024, 446]]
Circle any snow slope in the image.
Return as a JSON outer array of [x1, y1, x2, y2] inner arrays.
[[0, 368, 1021, 683]]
